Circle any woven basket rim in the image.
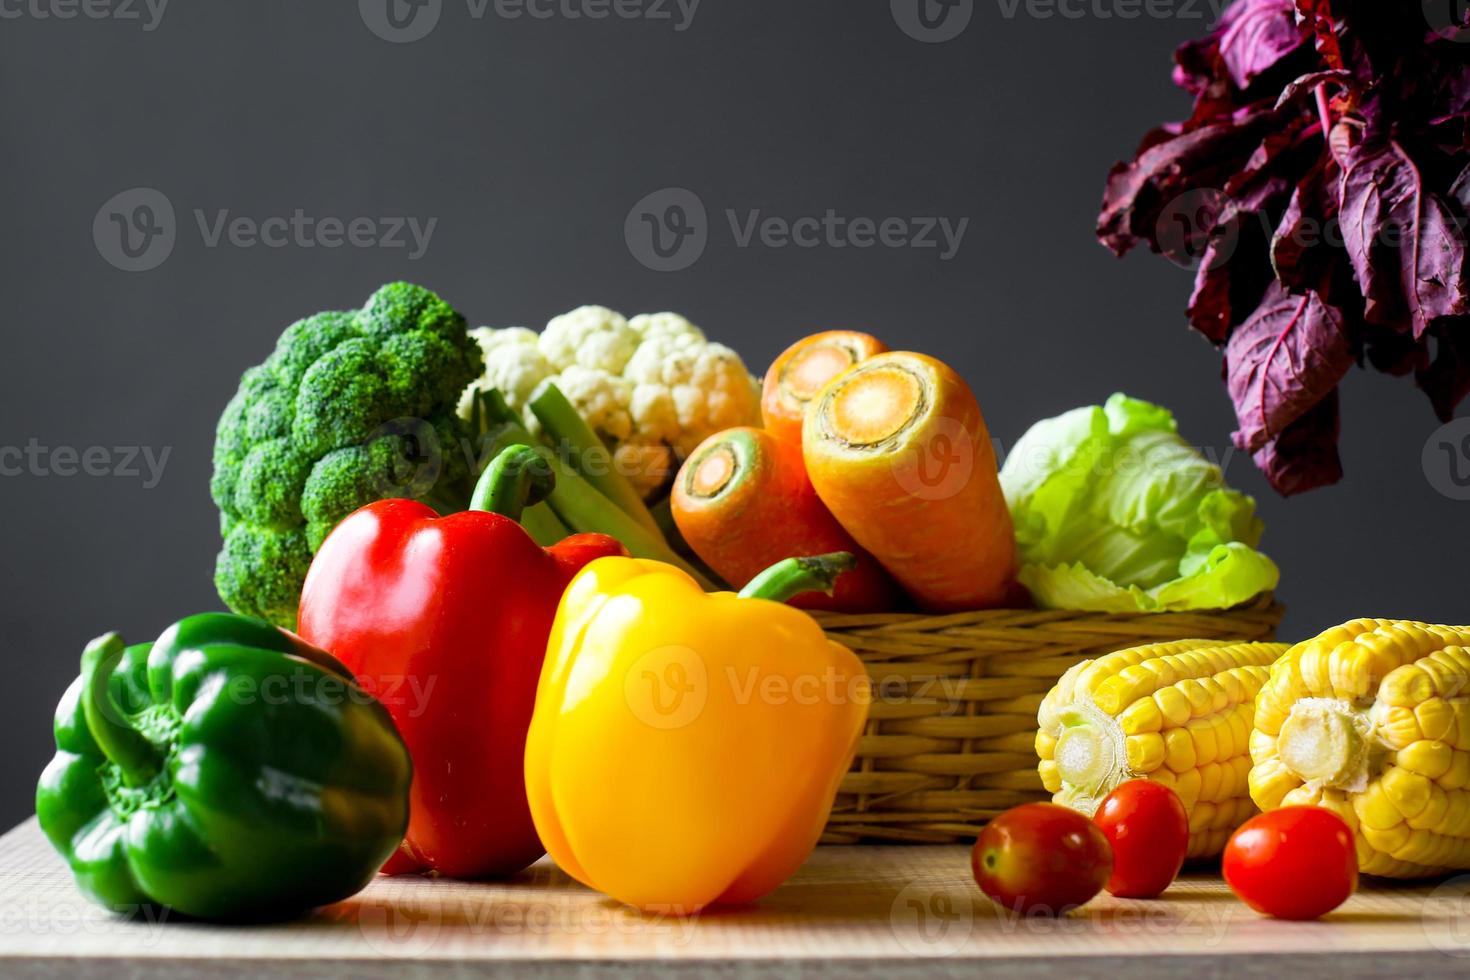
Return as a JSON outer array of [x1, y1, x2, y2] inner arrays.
[[811, 593, 1281, 628]]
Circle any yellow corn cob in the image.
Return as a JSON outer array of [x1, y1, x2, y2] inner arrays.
[[1249, 619, 1470, 879], [1036, 638, 1288, 859]]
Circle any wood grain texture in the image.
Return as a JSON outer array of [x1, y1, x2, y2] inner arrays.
[[1, 818, 1467, 978]]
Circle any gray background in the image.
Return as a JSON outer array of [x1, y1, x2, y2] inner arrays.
[[0, 1, 1463, 828]]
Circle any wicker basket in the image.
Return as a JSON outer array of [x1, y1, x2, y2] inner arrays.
[[812, 595, 1285, 844]]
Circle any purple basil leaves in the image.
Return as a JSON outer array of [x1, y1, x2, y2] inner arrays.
[[1097, 0, 1470, 494]]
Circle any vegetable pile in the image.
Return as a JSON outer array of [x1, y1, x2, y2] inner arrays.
[[53, 281, 1461, 929], [1098, 0, 1470, 495]]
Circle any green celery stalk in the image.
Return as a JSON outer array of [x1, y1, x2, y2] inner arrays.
[[528, 381, 663, 536], [471, 393, 572, 545], [478, 391, 717, 590]]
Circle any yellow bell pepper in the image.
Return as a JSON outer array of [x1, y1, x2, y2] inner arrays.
[[524, 553, 870, 913]]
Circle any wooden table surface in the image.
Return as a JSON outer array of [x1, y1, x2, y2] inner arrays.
[[1, 818, 1468, 978]]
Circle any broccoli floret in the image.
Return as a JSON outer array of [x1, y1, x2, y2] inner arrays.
[[212, 283, 483, 628], [214, 524, 315, 628]]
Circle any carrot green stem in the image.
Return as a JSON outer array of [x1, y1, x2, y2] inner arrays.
[[470, 444, 555, 523], [739, 553, 856, 604], [81, 633, 160, 788]]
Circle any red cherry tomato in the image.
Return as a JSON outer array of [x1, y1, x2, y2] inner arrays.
[[971, 802, 1112, 915], [1223, 806, 1358, 919], [1094, 779, 1189, 898]]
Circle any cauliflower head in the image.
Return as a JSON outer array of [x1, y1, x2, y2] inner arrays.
[[460, 308, 760, 498]]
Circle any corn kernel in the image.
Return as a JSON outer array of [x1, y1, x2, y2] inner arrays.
[[1354, 781, 1403, 830], [1118, 697, 1162, 735], [1398, 740, 1453, 780], [1373, 705, 1422, 750], [1173, 768, 1202, 809], [1164, 727, 1196, 773], [1038, 760, 1060, 793], [1382, 766, 1432, 821], [1191, 718, 1220, 766], [1126, 733, 1165, 773], [1198, 761, 1224, 802], [1154, 687, 1191, 728]]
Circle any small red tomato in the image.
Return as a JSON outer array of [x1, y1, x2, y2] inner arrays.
[[1094, 779, 1189, 898], [1223, 806, 1358, 920], [971, 802, 1112, 915]]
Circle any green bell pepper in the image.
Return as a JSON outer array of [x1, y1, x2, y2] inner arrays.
[[36, 613, 412, 920]]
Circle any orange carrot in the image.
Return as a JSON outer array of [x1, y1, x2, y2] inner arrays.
[[761, 331, 888, 446], [671, 427, 901, 612], [801, 352, 1016, 612]]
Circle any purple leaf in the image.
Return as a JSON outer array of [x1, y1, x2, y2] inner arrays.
[[1098, 108, 1280, 256], [1339, 140, 1470, 337], [1274, 69, 1358, 110], [1188, 247, 1235, 343], [1248, 388, 1344, 495], [1417, 319, 1470, 421], [1450, 161, 1470, 214], [1217, 0, 1308, 89], [1226, 281, 1354, 453], [1271, 159, 1338, 291]]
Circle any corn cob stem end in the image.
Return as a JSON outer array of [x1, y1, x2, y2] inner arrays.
[[1053, 702, 1128, 812], [1276, 698, 1374, 794]]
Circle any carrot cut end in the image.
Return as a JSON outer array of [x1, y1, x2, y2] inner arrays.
[[782, 343, 859, 402], [824, 364, 926, 447], [690, 444, 738, 498]]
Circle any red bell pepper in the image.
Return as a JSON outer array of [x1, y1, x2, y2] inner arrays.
[[298, 445, 627, 878]]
